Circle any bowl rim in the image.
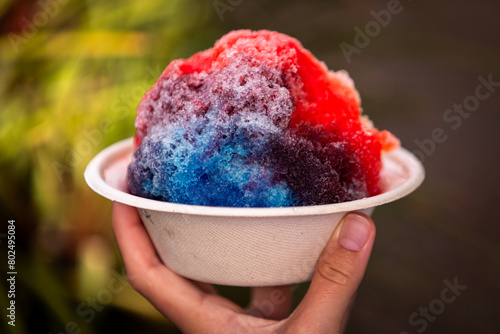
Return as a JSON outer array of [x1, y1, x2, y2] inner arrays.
[[84, 137, 424, 217]]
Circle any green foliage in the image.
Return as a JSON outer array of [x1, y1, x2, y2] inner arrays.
[[0, 0, 222, 332]]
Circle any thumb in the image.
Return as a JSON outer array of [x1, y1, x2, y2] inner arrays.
[[282, 213, 375, 333]]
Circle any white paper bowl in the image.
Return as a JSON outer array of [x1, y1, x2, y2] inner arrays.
[[84, 137, 424, 286]]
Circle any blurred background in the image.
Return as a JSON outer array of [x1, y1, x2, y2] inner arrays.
[[1, 0, 499, 333]]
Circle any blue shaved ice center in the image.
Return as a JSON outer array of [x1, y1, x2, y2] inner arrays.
[[128, 111, 295, 207]]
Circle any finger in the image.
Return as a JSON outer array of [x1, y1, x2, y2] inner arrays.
[[112, 202, 244, 332], [111, 203, 207, 317], [281, 212, 375, 333], [247, 285, 293, 320], [111, 201, 162, 273]]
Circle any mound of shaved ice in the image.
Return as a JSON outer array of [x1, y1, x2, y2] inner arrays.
[[127, 30, 398, 207]]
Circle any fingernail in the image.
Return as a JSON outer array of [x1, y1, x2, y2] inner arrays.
[[339, 214, 371, 251]]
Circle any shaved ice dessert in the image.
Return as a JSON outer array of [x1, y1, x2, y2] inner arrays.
[[127, 30, 398, 207]]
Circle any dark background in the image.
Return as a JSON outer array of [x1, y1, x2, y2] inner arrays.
[[1, 0, 499, 333]]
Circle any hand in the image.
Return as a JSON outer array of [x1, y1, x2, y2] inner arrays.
[[112, 201, 375, 333]]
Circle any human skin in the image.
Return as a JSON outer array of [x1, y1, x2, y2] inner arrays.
[[112, 198, 375, 334]]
